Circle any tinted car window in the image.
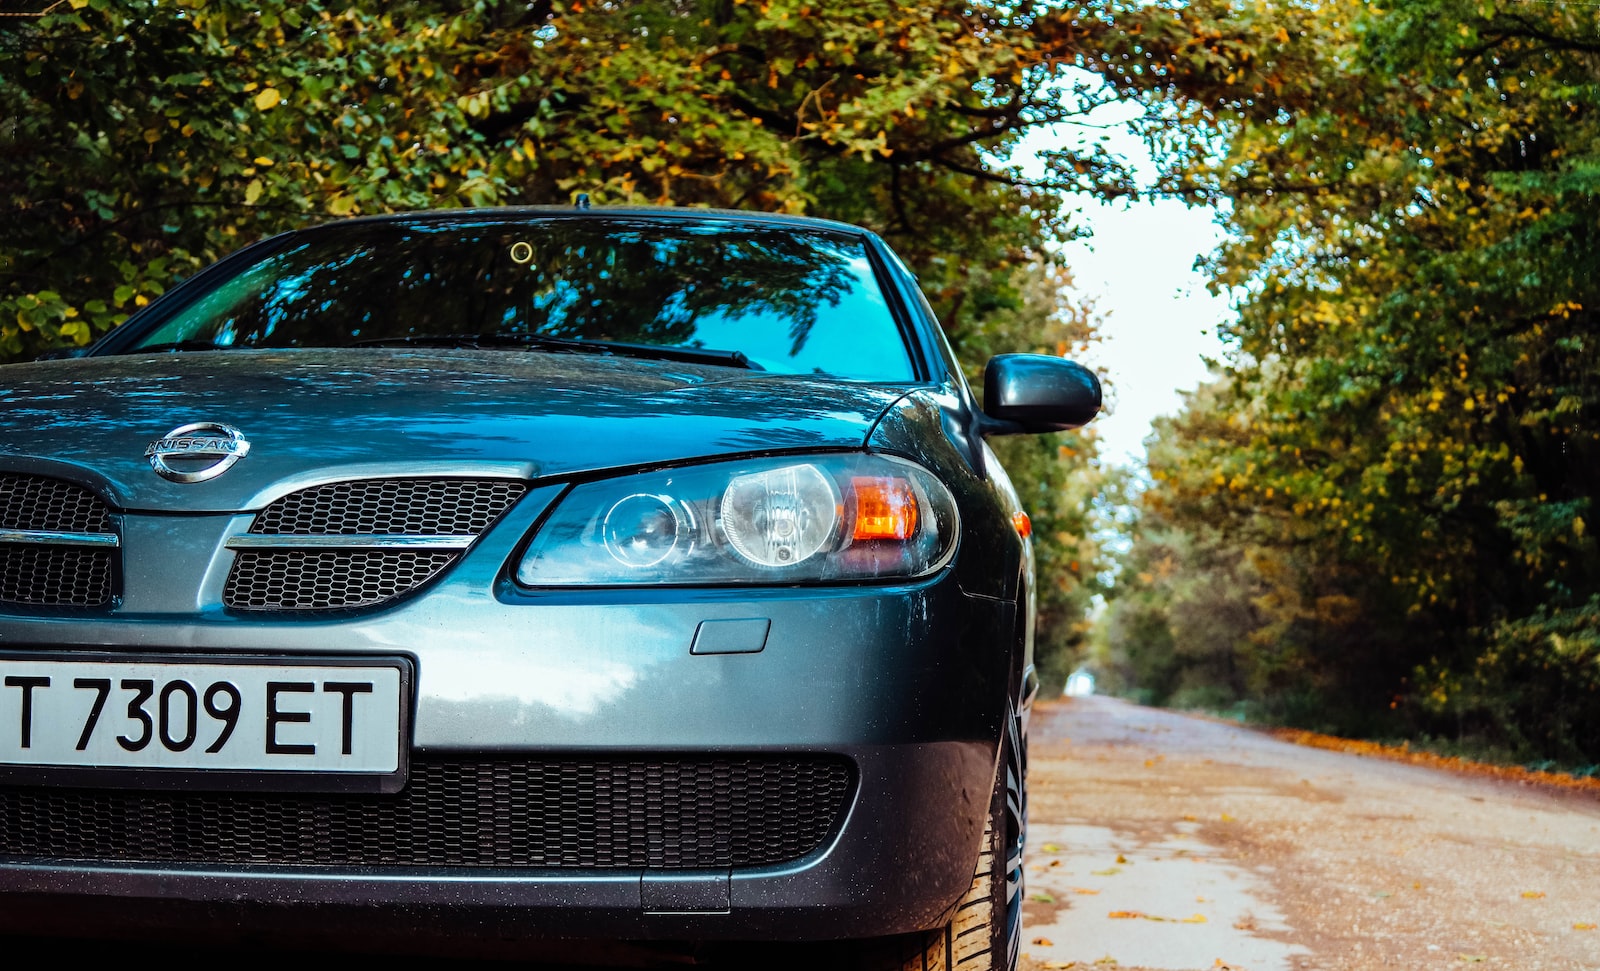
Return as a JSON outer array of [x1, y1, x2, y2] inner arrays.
[[127, 218, 917, 381]]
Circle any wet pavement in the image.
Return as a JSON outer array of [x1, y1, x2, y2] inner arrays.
[[1024, 819, 1306, 969]]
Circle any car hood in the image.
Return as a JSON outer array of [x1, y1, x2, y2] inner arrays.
[[0, 349, 908, 512]]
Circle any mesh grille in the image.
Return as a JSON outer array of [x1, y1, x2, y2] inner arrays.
[[0, 756, 853, 870], [224, 550, 459, 610], [0, 474, 114, 533], [251, 479, 527, 535], [0, 475, 117, 608], [0, 546, 114, 607], [224, 478, 526, 611]]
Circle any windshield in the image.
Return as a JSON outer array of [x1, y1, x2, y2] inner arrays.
[[122, 217, 917, 381]]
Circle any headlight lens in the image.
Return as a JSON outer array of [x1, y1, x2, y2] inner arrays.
[[516, 453, 959, 586], [601, 493, 695, 568], [721, 463, 838, 568]]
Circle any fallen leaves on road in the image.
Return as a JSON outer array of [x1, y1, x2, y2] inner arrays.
[[1272, 727, 1600, 793], [1520, 890, 1546, 899], [1031, 937, 1055, 946], [1575, 922, 1597, 931], [1069, 887, 1101, 895], [1106, 910, 1209, 923]]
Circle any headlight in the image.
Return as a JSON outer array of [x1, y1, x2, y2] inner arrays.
[[516, 453, 959, 586]]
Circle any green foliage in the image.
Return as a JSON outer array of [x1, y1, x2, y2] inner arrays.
[[1428, 597, 1600, 764], [1101, 383, 1426, 736], [0, 0, 1162, 361], [1097, 0, 1600, 762]]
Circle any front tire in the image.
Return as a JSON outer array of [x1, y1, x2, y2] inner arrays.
[[850, 709, 1025, 971]]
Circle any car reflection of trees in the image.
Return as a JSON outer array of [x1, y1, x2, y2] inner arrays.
[[0, 348, 906, 464], [184, 220, 864, 363]]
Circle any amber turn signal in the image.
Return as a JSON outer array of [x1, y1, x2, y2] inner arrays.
[[1012, 511, 1032, 538], [852, 476, 919, 541]]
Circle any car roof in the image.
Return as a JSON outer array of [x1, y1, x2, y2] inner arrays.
[[297, 205, 883, 241]]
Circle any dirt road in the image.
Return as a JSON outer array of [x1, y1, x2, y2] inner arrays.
[[1020, 696, 1600, 971]]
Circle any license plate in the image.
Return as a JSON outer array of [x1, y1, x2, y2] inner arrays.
[[0, 654, 409, 791]]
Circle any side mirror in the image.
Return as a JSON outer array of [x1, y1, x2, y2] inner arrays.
[[982, 354, 1101, 434]]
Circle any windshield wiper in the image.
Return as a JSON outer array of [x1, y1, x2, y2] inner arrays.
[[350, 334, 762, 370]]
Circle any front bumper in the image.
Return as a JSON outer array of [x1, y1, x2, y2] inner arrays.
[[0, 741, 990, 943], [0, 485, 1016, 943]]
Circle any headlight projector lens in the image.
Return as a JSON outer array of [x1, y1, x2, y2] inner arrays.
[[602, 493, 692, 568], [721, 464, 839, 568]]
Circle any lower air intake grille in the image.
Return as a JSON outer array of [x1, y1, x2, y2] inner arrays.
[[224, 549, 459, 610], [0, 756, 853, 870], [0, 546, 114, 607]]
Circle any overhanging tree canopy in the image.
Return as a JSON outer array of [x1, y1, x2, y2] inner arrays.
[[1, 0, 1179, 360]]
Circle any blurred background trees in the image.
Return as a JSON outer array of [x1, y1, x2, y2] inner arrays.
[[1093, 0, 1600, 765]]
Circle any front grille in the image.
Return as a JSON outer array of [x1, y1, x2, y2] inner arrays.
[[0, 546, 114, 607], [251, 478, 527, 535], [225, 549, 460, 610], [0, 756, 853, 870], [0, 474, 114, 534], [224, 478, 526, 611], [0, 474, 117, 608]]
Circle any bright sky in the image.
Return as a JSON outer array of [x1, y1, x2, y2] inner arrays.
[[1015, 93, 1234, 468], [1061, 196, 1231, 467]]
